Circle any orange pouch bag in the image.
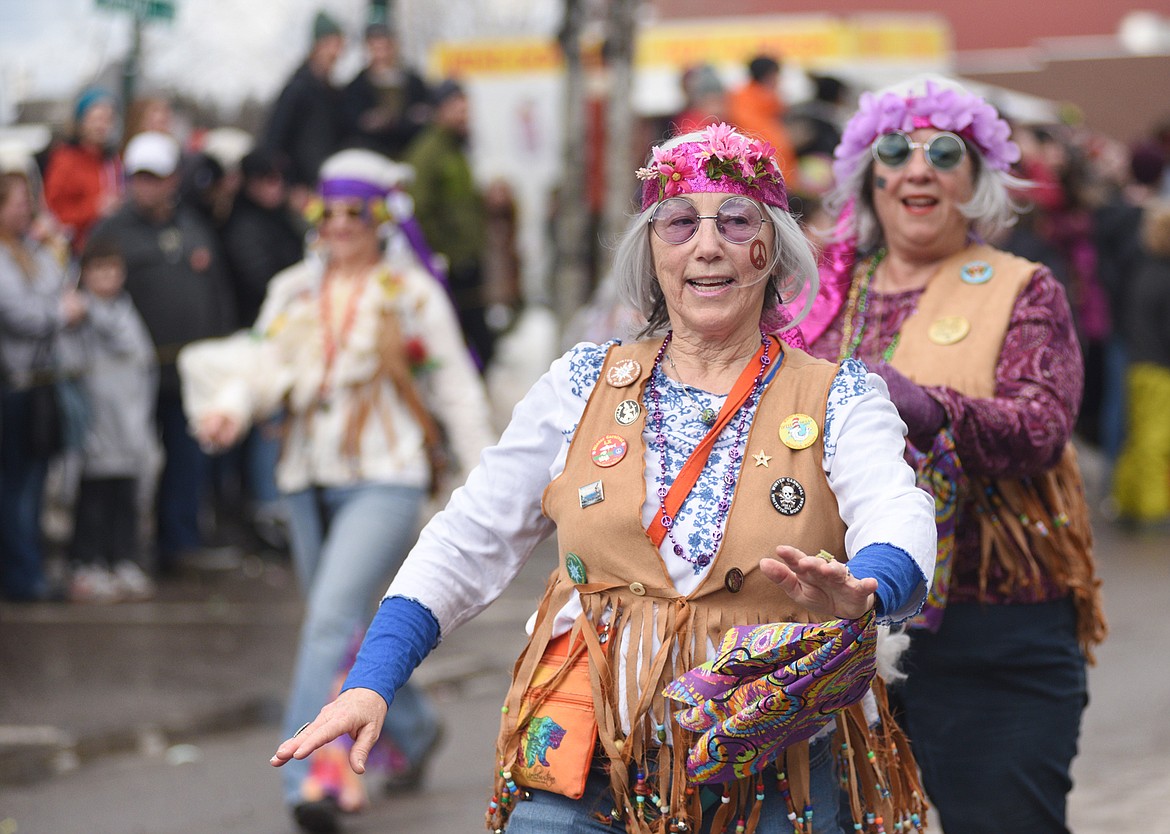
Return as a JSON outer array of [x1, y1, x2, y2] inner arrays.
[[512, 632, 599, 799]]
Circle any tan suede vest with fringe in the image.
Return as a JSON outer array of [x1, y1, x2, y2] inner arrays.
[[486, 339, 927, 833], [890, 243, 1106, 660]]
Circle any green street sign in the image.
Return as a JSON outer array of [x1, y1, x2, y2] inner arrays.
[[95, 0, 176, 21]]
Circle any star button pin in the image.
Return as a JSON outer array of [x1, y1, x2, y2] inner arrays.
[[752, 450, 772, 467]]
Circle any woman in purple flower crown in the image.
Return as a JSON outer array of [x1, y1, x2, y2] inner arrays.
[[802, 75, 1109, 833], [271, 123, 937, 833]]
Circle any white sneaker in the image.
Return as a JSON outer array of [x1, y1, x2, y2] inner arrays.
[[112, 561, 156, 601], [68, 565, 123, 604]]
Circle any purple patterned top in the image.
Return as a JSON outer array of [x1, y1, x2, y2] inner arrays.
[[809, 264, 1083, 604]]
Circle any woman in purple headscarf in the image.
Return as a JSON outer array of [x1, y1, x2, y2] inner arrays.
[[179, 148, 494, 832], [802, 75, 1108, 834]]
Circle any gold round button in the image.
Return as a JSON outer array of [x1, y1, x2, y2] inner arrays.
[[928, 315, 970, 345], [628, 581, 647, 596]]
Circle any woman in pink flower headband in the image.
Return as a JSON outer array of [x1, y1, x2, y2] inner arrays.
[[269, 124, 936, 833], [802, 75, 1107, 834]]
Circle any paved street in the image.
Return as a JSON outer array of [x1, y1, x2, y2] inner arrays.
[[2, 447, 1170, 833]]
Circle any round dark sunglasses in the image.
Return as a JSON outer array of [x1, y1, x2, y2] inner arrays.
[[648, 196, 771, 245], [870, 130, 967, 171]]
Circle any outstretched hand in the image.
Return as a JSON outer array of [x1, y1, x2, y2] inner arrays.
[[760, 546, 877, 621], [270, 687, 388, 775], [194, 412, 243, 453]]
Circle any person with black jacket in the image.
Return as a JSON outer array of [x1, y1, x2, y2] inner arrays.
[[90, 131, 237, 577], [342, 19, 431, 160], [221, 149, 306, 328], [262, 11, 347, 211]]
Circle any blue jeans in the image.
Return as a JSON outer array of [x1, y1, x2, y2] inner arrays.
[[155, 389, 209, 568], [244, 419, 283, 507], [0, 388, 50, 600], [894, 599, 1087, 834], [505, 732, 846, 834], [280, 481, 436, 805]]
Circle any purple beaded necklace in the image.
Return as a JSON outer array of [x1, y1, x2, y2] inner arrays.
[[649, 330, 771, 574]]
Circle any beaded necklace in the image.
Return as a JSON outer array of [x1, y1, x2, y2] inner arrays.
[[837, 248, 899, 363], [318, 266, 371, 402], [649, 331, 770, 574]]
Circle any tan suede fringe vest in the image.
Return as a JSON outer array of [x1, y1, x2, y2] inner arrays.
[[487, 340, 928, 833], [891, 243, 1106, 660]]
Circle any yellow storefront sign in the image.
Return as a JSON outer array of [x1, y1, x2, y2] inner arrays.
[[432, 15, 950, 77]]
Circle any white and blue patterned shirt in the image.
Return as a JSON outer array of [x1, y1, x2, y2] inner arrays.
[[387, 340, 936, 635]]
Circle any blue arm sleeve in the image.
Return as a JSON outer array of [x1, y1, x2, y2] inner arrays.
[[846, 543, 926, 619], [341, 595, 441, 707]]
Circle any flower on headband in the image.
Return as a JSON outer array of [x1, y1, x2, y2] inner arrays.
[[832, 78, 1022, 184], [637, 123, 786, 208], [636, 146, 701, 198]]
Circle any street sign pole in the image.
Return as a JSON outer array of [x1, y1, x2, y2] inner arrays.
[[94, 0, 175, 107], [122, 12, 143, 114]]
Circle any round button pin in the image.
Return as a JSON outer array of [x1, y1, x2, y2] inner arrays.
[[778, 413, 819, 450], [928, 315, 970, 345], [565, 552, 588, 585], [614, 399, 641, 426], [769, 477, 806, 516], [629, 581, 647, 596], [590, 434, 628, 467], [960, 260, 994, 284], [605, 359, 641, 388], [724, 567, 744, 594]]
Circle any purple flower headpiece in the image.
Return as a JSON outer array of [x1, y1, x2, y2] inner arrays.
[[636, 123, 789, 211], [831, 77, 1021, 184]]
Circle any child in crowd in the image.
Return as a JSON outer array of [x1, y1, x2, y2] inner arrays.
[[60, 236, 158, 602]]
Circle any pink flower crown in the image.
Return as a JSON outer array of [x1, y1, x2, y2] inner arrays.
[[636, 123, 789, 211], [831, 77, 1021, 184]]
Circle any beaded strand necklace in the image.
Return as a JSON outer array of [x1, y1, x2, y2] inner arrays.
[[837, 248, 899, 363], [318, 266, 371, 402], [649, 331, 770, 574]]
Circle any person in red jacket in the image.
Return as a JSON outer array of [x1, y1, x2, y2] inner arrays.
[[727, 55, 800, 194], [43, 88, 123, 256]]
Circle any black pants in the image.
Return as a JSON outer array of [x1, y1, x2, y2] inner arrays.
[[449, 263, 495, 371], [71, 476, 140, 569], [893, 599, 1087, 834]]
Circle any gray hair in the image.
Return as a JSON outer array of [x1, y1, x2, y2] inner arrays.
[[824, 139, 1028, 251], [612, 202, 819, 340]]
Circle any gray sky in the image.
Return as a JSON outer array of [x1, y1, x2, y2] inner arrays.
[[0, 0, 559, 119]]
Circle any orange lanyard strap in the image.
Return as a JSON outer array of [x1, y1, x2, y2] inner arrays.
[[647, 335, 774, 548]]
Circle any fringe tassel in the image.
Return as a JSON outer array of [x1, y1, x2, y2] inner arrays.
[[972, 445, 1108, 663], [835, 681, 929, 833], [487, 591, 932, 834]]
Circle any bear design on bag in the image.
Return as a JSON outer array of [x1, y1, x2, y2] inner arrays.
[[522, 716, 567, 767]]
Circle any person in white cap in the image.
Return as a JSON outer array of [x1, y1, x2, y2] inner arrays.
[[90, 130, 238, 579], [179, 147, 494, 833]]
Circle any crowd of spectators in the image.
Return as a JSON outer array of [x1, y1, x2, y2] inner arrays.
[[0, 9, 521, 603]]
